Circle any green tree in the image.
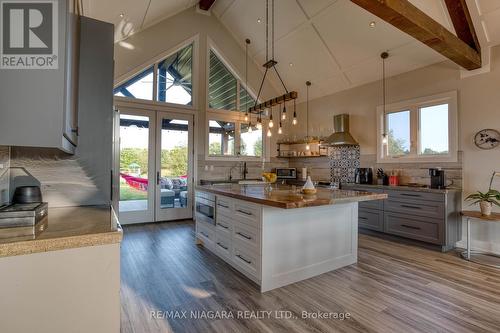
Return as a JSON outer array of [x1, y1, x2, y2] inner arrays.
[[120, 148, 148, 175], [388, 130, 409, 156], [209, 142, 221, 155], [253, 137, 262, 157], [161, 146, 188, 177]]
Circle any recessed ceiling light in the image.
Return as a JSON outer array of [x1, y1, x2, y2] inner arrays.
[[119, 13, 125, 18], [289, 63, 293, 67], [369, 21, 376, 28], [257, 18, 261, 23]]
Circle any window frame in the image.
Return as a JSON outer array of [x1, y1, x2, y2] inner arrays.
[[113, 35, 199, 110], [205, 111, 269, 162], [206, 38, 259, 115], [376, 91, 458, 163]]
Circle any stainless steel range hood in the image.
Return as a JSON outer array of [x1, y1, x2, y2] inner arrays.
[[322, 114, 358, 146]]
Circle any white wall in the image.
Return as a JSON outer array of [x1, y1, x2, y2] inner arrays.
[[288, 46, 500, 253]]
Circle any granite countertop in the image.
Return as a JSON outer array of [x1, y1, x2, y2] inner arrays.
[[342, 183, 461, 193], [0, 205, 122, 258], [196, 184, 387, 209]]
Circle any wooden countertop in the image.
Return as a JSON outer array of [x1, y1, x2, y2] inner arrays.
[[196, 184, 387, 209], [0, 205, 122, 258]]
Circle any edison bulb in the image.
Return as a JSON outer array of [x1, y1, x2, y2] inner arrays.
[[278, 127, 282, 134], [267, 128, 272, 137], [269, 119, 274, 128], [281, 113, 286, 120], [256, 122, 262, 130], [382, 134, 388, 144], [244, 114, 248, 122], [292, 117, 297, 125], [305, 144, 310, 150], [248, 125, 253, 133]]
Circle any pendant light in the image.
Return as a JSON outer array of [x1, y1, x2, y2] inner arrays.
[[278, 120, 283, 134], [267, 127, 272, 137], [292, 99, 297, 125], [256, 111, 262, 130], [269, 105, 274, 128], [281, 101, 287, 120], [244, 39, 250, 123], [305, 81, 311, 150], [381, 52, 389, 145]]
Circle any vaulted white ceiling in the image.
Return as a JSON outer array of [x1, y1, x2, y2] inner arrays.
[[83, 0, 500, 101]]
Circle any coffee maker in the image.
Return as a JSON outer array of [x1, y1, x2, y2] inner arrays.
[[429, 168, 445, 189]]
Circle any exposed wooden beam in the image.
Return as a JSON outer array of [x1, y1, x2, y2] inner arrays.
[[350, 0, 481, 70], [199, 0, 216, 11], [248, 91, 298, 113], [444, 0, 480, 52]]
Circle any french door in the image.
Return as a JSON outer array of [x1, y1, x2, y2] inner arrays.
[[117, 107, 193, 224]]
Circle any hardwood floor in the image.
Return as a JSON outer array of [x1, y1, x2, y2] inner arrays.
[[120, 221, 500, 333]]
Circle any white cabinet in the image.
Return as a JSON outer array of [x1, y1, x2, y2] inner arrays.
[[195, 191, 262, 284]]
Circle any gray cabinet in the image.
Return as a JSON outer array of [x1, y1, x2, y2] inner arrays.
[[344, 184, 461, 251], [0, 1, 112, 155]]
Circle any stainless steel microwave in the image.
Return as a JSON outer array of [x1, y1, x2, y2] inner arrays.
[[275, 168, 297, 179]]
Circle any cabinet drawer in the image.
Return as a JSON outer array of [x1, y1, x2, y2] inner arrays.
[[215, 214, 233, 237], [216, 196, 233, 216], [233, 243, 260, 280], [214, 233, 232, 261], [386, 190, 443, 202], [384, 212, 444, 244], [196, 221, 215, 250], [234, 200, 261, 227], [233, 222, 260, 252], [385, 199, 444, 219], [358, 208, 383, 232]]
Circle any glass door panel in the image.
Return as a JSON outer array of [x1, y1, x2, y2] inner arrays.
[[118, 111, 155, 224], [156, 112, 193, 221]]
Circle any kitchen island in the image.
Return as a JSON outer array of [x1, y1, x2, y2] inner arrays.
[[195, 184, 386, 292]]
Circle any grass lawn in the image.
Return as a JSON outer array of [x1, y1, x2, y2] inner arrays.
[[120, 183, 148, 201]]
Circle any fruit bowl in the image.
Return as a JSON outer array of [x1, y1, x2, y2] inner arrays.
[[262, 172, 277, 183]]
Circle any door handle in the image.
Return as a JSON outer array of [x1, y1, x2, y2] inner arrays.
[[401, 204, 422, 210], [236, 254, 251, 264], [218, 223, 228, 229], [217, 242, 228, 250], [157, 171, 160, 185], [236, 232, 252, 240], [400, 224, 421, 230], [218, 203, 229, 208], [236, 209, 252, 216]]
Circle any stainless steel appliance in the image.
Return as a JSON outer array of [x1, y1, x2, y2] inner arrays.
[[429, 168, 446, 189], [322, 114, 358, 146], [0, 202, 48, 239], [275, 168, 297, 179], [355, 168, 373, 184], [195, 192, 215, 225]]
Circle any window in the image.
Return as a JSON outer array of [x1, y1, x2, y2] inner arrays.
[[240, 123, 262, 157], [387, 110, 410, 157], [208, 49, 257, 112], [157, 44, 193, 105], [114, 67, 154, 100], [377, 91, 457, 163], [114, 42, 194, 106], [207, 117, 265, 159], [208, 120, 235, 156]]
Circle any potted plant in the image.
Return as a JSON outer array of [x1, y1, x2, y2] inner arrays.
[[465, 189, 500, 216]]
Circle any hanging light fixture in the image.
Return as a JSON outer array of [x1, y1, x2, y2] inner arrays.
[[305, 81, 311, 150], [256, 111, 262, 130], [267, 127, 272, 137], [248, 123, 253, 133], [381, 51, 389, 145], [292, 99, 297, 125], [248, 0, 297, 135], [244, 39, 250, 123], [269, 105, 274, 128]]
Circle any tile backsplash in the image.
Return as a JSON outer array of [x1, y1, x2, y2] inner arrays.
[[0, 146, 10, 205]]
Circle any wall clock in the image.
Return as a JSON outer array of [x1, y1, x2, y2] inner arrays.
[[474, 129, 500, 150]]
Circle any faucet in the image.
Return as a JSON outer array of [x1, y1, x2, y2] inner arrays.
[[229, 164, 239, 181], [242, 162, 248, 180]]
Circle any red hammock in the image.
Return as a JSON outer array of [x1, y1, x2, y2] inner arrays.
[[120, 173, 148, 191]]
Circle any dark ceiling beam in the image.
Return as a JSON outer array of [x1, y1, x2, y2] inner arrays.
[[199, 0, 216, 11], [350, 0, 481, 70], [443, 0, 480, 52]]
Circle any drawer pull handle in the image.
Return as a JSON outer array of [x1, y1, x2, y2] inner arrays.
[[236, 209, 253, 216], [200, 231, 209, 238], [401, 204, 422, 210], [218, 203, 229, 208], [236, 254, 252, 264], [236, 232, 252, 240], [400, 193, 421, 197], [400, 224, 421, 230], [218, 223, 229, 229], [217, 242, 228, 250], [359, 217, 368, 220]]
